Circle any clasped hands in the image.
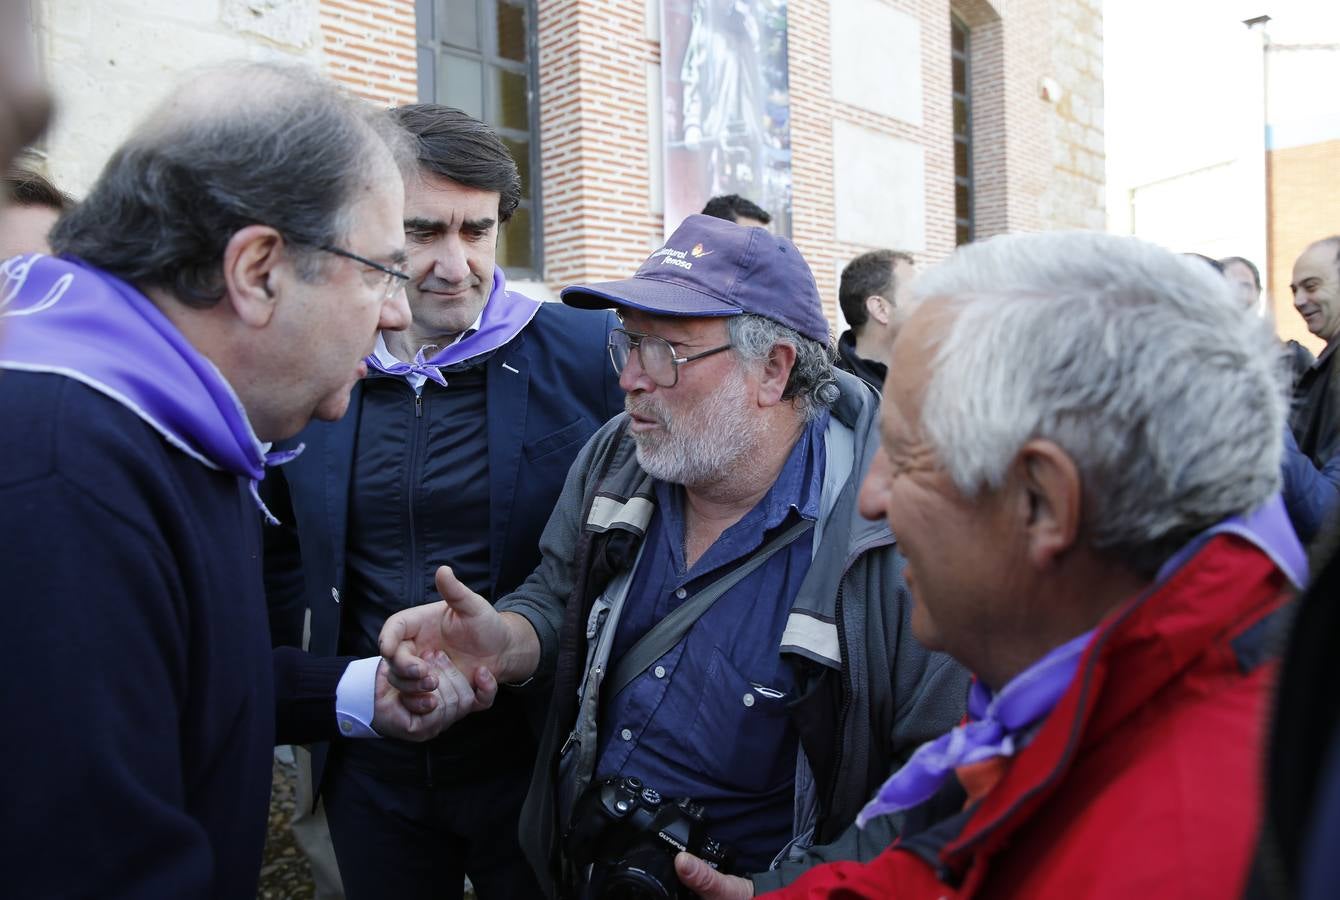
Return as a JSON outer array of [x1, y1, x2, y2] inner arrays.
[[371, 565, 518, 742]]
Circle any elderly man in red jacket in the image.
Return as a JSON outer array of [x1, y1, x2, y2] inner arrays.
[[676, 231, 1305, 899]]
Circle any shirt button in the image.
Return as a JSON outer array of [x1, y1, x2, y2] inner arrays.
[[654, 666, 666, 679], [621, 728, 633, 741], [674, 588, 687, 599], [742, 693, 755, 707], [340, 720, 353, 734]]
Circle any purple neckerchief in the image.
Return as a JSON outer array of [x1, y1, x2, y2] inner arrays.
[[0, 254, 299, 523], [364, 267, 541, 383], [1155, 493, 1306, 589], [855, 627, 1094, 827], [857, 492, 1308, 827]]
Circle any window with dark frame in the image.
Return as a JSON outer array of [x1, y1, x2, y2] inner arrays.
[[415, 0, 542, 278], [951, 16, 974, 246]]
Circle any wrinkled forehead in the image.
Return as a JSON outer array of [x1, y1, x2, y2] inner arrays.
[[885, 302, 955, 421]]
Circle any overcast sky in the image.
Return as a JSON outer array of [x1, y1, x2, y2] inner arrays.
[[1104, 0, 1340, 227]]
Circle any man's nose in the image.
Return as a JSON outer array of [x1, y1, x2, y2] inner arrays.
[[381, 285, 412, 331], [617, 348, 656, 395], [858, 446, 892, 522], [433, 235, 470, 284]]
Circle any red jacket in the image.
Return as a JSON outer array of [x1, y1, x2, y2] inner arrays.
[[763, 535, 1290, 899]]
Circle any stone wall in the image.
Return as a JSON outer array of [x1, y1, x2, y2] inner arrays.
[[34, 0, 326, 194]]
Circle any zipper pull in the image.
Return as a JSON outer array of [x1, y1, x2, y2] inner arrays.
[[415, 393, 423, 418], [560, 730, 579, 757]]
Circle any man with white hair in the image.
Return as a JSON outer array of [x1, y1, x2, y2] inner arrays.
[[689, 232, 1305, 898], [378, 213, 968, 897]]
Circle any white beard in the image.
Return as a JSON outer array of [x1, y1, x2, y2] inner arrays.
[[626, 362, 766, 488]]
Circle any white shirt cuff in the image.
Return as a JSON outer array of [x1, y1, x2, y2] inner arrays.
[[334, 656, 382, 739]]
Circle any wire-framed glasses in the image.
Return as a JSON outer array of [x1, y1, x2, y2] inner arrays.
[[607, 328, 733, 387]]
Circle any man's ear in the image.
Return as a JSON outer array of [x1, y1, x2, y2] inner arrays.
[[222, 225, 286, 328], [866, 294, 891, 327], [756, 341, 798, 407], [1015, 439, 1082, 570]]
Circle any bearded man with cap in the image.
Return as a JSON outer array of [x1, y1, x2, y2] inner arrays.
[[378, 214, 968, 897]]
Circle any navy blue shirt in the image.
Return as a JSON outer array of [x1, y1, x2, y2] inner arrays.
[[595, 411, 829, 872]]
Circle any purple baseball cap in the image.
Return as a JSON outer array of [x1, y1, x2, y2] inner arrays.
[[560, 214, 831, 344]]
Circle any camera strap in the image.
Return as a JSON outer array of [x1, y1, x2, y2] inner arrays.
[[605, 517, 815, 701]]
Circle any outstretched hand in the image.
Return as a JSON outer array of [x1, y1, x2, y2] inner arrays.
[[675, 852, 755, 900], [370, 652, 496, 742], [378, 565, 528, 696]]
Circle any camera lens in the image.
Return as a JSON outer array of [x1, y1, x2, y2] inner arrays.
[[598, 845, 678, 900], [602, 868, 673, 900]]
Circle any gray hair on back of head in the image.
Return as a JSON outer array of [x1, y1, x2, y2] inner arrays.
[[50, 62, 413, 309], [911, 231, 1286, 575], [728, 313, 839, 423]]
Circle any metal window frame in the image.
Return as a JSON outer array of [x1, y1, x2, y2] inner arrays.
[[951, 14, 974, 245], [415, 0, 544, 279]]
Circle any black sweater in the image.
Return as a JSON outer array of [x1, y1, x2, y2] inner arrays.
[[0, 371, 347, 897]]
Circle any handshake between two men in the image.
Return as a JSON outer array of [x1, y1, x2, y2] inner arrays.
[[376, 564, 526, 736]]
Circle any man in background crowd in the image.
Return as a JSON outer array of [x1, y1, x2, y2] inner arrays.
[[1290, 236, 1340, 469], [1, 161, 72, 257], [834, 249, 915, 392], [702, 192, 771, 229]]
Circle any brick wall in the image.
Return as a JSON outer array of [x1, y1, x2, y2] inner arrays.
[[319, 0, 417, 107], [320, 0, 1103, 323], [1267, 137, 1340, 353], [535, 0, 663, 290]]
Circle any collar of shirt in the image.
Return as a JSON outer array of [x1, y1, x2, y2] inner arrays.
[[371, 312, 483, 393], [654, 408, 829, 581]]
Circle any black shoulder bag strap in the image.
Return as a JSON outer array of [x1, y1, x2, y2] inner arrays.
[[605, 517, 815, 700]]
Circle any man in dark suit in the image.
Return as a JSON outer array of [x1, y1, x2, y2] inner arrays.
[[262, 104, 623, 900]]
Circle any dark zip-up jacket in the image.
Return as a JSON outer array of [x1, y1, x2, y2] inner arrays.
[[496, 368, 968, 897]]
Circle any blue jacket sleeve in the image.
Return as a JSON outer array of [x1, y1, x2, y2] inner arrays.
[[1281, 426, 1340, 543]]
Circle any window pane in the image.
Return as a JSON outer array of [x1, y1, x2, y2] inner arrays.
[[494, 1, 527, 62], [953, 96, 968, 135], [417, 47, 436, 103], [439, 0, 479, 49], [440, 54, 483, 119], [498, 205, 533, 271], [488, 66, 530, 132], [952, 55, 966, 95], [951, 19, 966, 53], [955, 184, 971, 218], [956, 223, 972, 246], [502, 136, 531, 196], [954, 141, 968, 179], [416, 0, 433, 43]]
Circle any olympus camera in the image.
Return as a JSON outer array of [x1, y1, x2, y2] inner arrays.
[[565, 775, 734, 900]]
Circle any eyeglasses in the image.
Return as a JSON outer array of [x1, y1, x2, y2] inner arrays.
[[321, 244, 410, 302], [608, 328, 733, 388]]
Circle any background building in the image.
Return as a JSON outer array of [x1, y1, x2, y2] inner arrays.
[[29, 0, 1104, 325], [1105, 0, 1340, 350]]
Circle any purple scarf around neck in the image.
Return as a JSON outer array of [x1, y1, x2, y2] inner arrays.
[[364, 267, 542, 384], [0, 253, 298, 520], [856, 493, 1308, 827]]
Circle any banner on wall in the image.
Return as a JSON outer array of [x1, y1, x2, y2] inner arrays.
[[660, 0, 793, 237]]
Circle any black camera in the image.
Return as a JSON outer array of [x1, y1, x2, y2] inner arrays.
[[564, 775, 734, 900]]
